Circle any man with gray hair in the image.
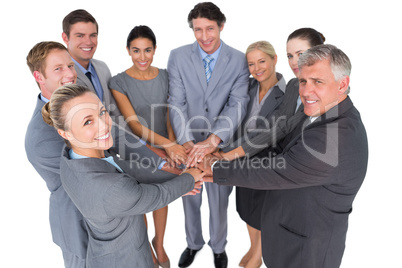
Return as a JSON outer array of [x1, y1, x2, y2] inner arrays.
[[200, 44, 368, 267]]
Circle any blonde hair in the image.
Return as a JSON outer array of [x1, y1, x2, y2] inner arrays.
[[26, 42, 68, 88], [42, 84, 92, 146], [246, 40, 276, 59]]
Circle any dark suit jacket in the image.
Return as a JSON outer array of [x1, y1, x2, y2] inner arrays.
[[241, 78, 305, 157], [213, 96, 368, 267], [224, 75, 285, 152]]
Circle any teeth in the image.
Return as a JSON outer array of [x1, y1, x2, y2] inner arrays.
[[96, 133, 109, 140], [82, 48, 91, 51], [63, 82, 74, 85], [306, 100, 317, 104]]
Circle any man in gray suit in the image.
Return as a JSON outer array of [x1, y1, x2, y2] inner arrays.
[[167, 2, 249, 268], [25, 41, 87, 268], [61, 9, 119, 119], [201, 44, 369, 268], [25, 41, 182, 267]]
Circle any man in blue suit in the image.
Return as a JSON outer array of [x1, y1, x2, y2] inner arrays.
[[167, 2, 249, 268]]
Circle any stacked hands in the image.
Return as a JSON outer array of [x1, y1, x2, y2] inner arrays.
[[155, 134, 227, 195]]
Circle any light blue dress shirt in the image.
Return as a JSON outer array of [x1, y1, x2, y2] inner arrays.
[[69, 149, 124, 173], [198, 40, 223, 73]]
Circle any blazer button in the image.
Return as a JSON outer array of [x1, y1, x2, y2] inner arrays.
[[201, 132, 205, 136], [205, 108, 208, 112]]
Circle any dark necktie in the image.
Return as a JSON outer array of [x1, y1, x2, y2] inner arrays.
[[85, 71, 95, 88], [85, 71, 103, 101]]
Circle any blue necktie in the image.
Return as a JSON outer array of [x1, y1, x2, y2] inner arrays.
[[203, 55, 214, 84]]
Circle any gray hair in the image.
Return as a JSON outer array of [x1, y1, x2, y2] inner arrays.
[[298, 44, 351, 93]]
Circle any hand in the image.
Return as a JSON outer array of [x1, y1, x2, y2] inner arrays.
[[183, 141, 195, 152], [182, 167, 204, 182], [160, 161, 182, 175], [196, 154, 220, 176], [183, 181, 203, 196], [163, 143, 188, 165], [187, 134, 221, 167]]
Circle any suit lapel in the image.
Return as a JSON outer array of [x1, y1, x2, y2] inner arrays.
[[91, 60, 110, 105], [205, 43, 229, 99], [191, 43, 208, 92], [258, 87, 284, 120], [75, 65, 94, 91]]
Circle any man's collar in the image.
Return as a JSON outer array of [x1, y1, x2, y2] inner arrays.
[[72, 57, 93, 73]]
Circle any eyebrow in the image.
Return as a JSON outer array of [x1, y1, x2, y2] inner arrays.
[[132, 46, 153, 50]]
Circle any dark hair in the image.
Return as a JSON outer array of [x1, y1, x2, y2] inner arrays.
[[287, 28, 325, 47], [126, 25, 156, 49], [62, 9, 98, 38], [187, 2, 226, 28]]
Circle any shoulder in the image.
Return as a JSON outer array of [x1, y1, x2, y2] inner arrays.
[[169, 43, 194, 58], [287, 78, 299, 88], [222, 42, 246, 59], [158, 68, 168, 79]]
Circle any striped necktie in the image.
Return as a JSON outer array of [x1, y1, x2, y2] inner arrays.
[[203, 55, 214, 84]]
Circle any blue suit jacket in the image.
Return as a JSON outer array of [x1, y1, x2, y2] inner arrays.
[[167, 41, 250, 145]]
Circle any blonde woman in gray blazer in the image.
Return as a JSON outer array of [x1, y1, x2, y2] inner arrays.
[[42, 84, 204, 268]]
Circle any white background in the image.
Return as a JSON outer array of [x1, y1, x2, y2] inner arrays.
[[1, 0, 400, 267]]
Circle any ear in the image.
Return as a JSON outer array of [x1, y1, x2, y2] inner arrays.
[[220, 23, 225, 32], [338, 76, 350, 95], [33, 71, 44, 85], [273, 55, 278, 65], [61, 32, 69, 46], [58, 129, 71, 141]]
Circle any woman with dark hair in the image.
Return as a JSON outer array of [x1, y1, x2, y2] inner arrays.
[[109, 25, 183, 268], [42, 84, 203, 268]]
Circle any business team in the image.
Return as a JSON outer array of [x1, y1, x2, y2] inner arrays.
[[25, 2, 368, 268]]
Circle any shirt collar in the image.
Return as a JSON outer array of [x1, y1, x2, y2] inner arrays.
[[198, 40, 223, 61], [40, 94, 50, 103], [72, 57, 93, 73]]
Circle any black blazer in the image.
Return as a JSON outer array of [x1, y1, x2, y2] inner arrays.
[[213, 97, 369, 267]]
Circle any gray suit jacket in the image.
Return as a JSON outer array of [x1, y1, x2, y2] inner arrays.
[[167, 41, 250, 145], [25, 95, 167, 260], [60, 147, 195, 268], [25, 95, 87, 258], [213, 97, 369, 267], [75, 58, 121, 118]]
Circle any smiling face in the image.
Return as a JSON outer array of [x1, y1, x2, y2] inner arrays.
[[127, 37, 156, 71], [34, 49, 77, 100], [62, 22, 98, 69], [60, 92, 113, 158], [247, 49, 277, 85], [192, 17, 223, 54], [299, 59, 349, 117], [286, 38, 311, 77]]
